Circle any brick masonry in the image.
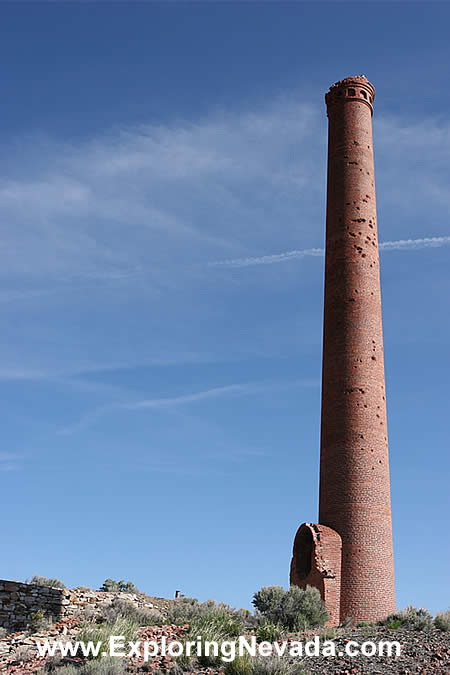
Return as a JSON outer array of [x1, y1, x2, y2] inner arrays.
[[290, 523, 342, 627], [0, 579, 172, 631], [291, 76, 395, 625]]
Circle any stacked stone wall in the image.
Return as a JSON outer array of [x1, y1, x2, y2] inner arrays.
[[0, 579, 172, 631]]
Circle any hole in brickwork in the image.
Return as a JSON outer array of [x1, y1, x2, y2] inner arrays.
[[294, 527, 313, 579], [348, 161, 358, 165]]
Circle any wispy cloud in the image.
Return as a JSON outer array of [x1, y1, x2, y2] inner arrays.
[[0, 97, 318, 289], [0, 452, 23, 472], [59, 378, 318, 435], [2, 97, 450, 381], [125, 383, 253, 409], [209, 236, 450, 268], [379, 236, 450, 251], [209, 247, 324, 268]]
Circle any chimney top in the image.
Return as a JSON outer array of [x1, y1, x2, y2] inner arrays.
[[325, 76, 375, 116]]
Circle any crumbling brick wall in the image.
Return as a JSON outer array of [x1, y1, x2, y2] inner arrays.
[[290, 523, 342, 626]]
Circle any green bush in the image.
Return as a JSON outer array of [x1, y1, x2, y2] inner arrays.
[[252, 586, 285, 622], [99, 579, 139, 593], [387, 618, 403, 630], [29, 575, 66, 589], [434, 610, 450, 632], [224, 652, 253, 675], [253, 585, 328, 630], [256, 620, 284, 643], [30, 609, 47, 631]]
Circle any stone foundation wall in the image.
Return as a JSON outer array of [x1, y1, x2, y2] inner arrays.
[[0, 579, 172, 631]]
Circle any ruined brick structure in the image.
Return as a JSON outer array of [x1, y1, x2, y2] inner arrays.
[[290, 76, 395, 624]]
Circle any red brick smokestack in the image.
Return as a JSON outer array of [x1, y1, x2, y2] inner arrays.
[[290, 76, 395, 624]]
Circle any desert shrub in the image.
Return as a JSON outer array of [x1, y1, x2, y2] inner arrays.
[[99, 579, 139, 593], [177, 612, 243, 668], [39, 659, 127, 674], [99, 598, 163, 626], [253, 585, 328, 630], [75, 585, 91, 592], [0, 626, 8, 637], [403, 606, 433, 631], [224, 652, 253, 675], [30, 609, 48, 631], [319, 626, 337, 640], [77, 616, 139, 660], [80, 658, 127, 674], [29, 575, 66, 589], [12, 646, 35, 663], [387, 618, 403, 630], [256, 620, 284, 643], [253, 586, 285, 621], [382, 606, 433, 632], [435, 610, 450, 632], [168, 596, 251, 632], [167, 596, 215, 622], [236, 655, 305, 675]]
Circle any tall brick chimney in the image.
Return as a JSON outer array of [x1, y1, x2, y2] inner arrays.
[[290, 76, 395, 624]]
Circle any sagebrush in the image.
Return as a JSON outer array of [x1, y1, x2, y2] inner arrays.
[[253, 585, 328, 630]]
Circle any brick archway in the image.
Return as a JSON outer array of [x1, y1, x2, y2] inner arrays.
[[290, 523, 342, 626]]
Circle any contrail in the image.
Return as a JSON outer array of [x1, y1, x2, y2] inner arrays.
[[209, 236, 450, 268]]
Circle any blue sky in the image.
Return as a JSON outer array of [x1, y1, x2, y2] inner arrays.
[[1, 2, 449, 615]]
